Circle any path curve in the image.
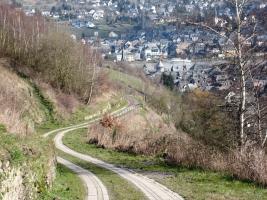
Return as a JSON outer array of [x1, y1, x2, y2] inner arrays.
[[43, 104, 138, 200], [57, 157, 109, 200], [51, 104, 184, 200]]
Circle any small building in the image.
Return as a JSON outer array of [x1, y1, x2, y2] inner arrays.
[[109, 31, 119, 38]]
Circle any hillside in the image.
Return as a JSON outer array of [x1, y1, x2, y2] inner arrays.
[[1, 43, 267, 200], [0, 2, 266, 200], [0, 4, 104, 198], [0, 59, 55, 199], [0, 59, 52, 135], [61, 68, 267, 200], [0, 57, 94, 199]]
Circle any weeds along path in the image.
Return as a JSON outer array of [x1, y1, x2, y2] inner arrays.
[[44, 99, 184, 200]]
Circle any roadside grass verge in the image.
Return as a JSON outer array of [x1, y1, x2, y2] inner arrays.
[[39, 164, 86, 200], [63, 128, 267, 200], [57, 151, 147, 200]]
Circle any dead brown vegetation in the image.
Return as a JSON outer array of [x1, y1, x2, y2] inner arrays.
[[167, 136, 267, 185], [36, 80, 80, 117], [0, 3, 107, 133], [88, 87, 267, 185], [88, 108, 177, 155], [89, 107, 267, 185], [0, 59, 46, 135], [0, 3, 102, 102]]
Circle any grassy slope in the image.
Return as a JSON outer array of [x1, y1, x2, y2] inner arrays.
[[40, 164, 86, 200], [0, 60, 58, 198], [0, 59, 88, 199], [0, 125, 55, 199], [63, 128, 267, 200], [108, 69, 144, 91], [0, 60, 51, 135], [37, 93, 127, 135]]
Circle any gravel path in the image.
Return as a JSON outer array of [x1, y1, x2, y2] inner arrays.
[[57, 157, 109, 200], [45, 102, 184, 200]]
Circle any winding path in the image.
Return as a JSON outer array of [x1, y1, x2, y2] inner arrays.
[[45, 102, 184, 200], [57, 157, 109, 200]]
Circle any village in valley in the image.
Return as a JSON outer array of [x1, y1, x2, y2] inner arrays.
[[1, 1, 267, 199], [21, 0, 267, 94]]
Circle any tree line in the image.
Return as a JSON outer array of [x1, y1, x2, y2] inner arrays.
[[0, 3, 101, 103]]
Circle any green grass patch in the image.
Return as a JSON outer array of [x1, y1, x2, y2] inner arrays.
[[108, 69, 144, 91], [39, 164, 86, 200], [0, 131, 31, 166], [63, 129, 267, 200], [0, 124, 7, 133], [0, 130, 55, 197], [16, 70, 55, 123], [31, 83, 55, 122], [58, 151, 147, 200]]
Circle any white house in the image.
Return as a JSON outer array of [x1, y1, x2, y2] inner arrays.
[[144, 43, 161, 59], [109, 31, 119, 38], [89, 9, 96, 15], [93, 10, 104, 20], [86, 21, 95, 28]]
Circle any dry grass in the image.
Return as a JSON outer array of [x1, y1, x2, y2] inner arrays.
[[91, 72, 119, 105], [36, 81, 80, 118], [0, 59, 47, 135], [88, 107, 177, 155], [18, 66, 113, 120], [162, 135, 267, 185], [88, 103, 267, 185], [230, 148, 267, 184]]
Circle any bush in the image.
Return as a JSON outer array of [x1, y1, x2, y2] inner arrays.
[[179, 90, 239, 148], [161, 73, 174, 90]]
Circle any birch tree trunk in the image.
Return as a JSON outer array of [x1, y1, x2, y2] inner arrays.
[[235, 0, 246, 149]]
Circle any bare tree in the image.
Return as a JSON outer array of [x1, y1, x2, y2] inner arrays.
[[247, 58, 267, 148], [184, 0, 267, 150], [0, 3, 102, 102]]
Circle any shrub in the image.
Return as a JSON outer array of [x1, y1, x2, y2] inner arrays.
[[161, 73, 174, 90], [179, 90, 239, 148]]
